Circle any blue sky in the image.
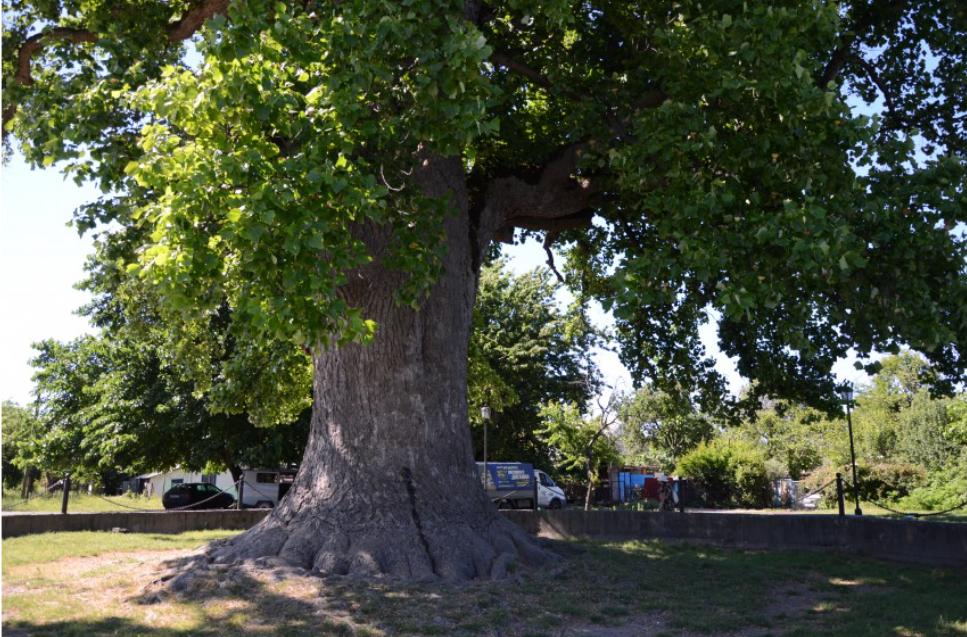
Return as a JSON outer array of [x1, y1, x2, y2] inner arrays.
[[1, 153, 98, 405]]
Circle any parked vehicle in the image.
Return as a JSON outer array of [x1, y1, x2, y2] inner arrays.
[[162, 482, 236, 510], [476, 462, 567, 510], [237, 468, 297, 508]]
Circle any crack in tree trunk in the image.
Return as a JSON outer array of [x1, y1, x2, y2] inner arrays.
[[401, 466, 437, 573]]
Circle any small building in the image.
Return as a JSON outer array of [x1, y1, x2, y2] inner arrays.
[[131, 468, 229, 499], [127, 466, 298, 508]]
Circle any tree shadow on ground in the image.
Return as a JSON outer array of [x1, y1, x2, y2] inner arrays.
[[4, 539, 966, 637]]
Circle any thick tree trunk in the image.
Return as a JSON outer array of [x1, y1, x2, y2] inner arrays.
[[220, 449, 243, 485], [21, 467, 34, 499], [211, 155, 549, 580]]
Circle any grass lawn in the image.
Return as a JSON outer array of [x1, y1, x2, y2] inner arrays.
[[834, 501, 967, 523], [3, 530, 965, 637], [683, 505, 967, 524], [2, 489, 162, 513]]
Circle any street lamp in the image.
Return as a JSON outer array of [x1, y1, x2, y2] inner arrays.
[[838, 382, 863, 516], [481, 399, 492, 489]]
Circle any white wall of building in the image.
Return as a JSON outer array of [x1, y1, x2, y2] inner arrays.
[[143, 469, 233, 500]]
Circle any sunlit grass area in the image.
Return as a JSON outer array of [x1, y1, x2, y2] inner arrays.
[[2, 530, 239, 572], [3, 530, 965, 637], [2, 488, 162, 513]]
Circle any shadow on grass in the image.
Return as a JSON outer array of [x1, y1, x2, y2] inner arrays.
[[4, 539, 967, 637]]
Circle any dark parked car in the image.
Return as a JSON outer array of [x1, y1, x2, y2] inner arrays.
[[162, 482, 236, 510]]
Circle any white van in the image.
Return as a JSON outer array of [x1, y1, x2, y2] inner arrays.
[[476, 462, 567, 510], [533, 468, 567, 509]]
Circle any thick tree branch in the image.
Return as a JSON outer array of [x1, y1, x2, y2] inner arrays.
[[13, 0, 230, 86], [819, 44, 852, 87], [850, 54, 898, 123], [631, 90, 668, 111], [5, 0, 231, 130], [479, 143, 600, 248], [818, 1, 907, 86], [14, 28, 99, 85], [491, 212, 594, 245], [489, 50, 553, 90], [503, 212, 595, 233], [167, 0, 232, 40]]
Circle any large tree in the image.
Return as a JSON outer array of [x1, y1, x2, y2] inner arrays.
[[4, 0, 965, 580]]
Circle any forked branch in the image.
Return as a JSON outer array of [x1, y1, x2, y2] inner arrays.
[[5, 0, 231, 129], [481, 143, 600, 247]]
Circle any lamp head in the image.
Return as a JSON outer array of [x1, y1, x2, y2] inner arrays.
[[837, 382, 854, 405]]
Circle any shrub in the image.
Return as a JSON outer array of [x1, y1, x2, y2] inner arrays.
[[803, 462, 927, 508], [900, 451, 967, 512], [678, 438, 771, 508], [857, 463, 926, 503]]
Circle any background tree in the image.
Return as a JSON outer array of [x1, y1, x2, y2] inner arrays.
[[1, 401, 38, 494], [28, 333, 312, 490], [536, 395, 621, 510], [733, 398, 831, 480], [617, 385, 714, 472], [4, 0, 965, 579], [714, 355, 966, 512], [895, 393, 955, 472], [25, 235, 314, 487], [677, 437, 772, 508], [850, 351, 940, 462], [468, 260, 598, 468], [906, 397, 967, 510]]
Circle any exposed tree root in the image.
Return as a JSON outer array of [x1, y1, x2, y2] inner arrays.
[[142, 514, 556, 601]]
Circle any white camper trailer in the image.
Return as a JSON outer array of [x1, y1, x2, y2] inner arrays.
[[238, 468, 298, 508]]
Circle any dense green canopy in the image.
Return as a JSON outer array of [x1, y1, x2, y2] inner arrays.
[[4, 0, 966, 411]]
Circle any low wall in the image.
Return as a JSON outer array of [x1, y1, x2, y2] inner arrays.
[[3, 508, 965, 567], [1, 509, 270, 539], [503, 510, 967, 567]]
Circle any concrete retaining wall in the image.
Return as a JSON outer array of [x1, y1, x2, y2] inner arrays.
[[1, 509, 270, 539], [3, 508, 965, 567], [503, 510, 967, 567]]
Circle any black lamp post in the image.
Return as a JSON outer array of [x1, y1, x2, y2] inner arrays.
[[481, 397, 492, 489], [839, 382, 862, 516]]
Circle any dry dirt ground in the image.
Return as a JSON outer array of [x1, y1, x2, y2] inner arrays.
[[2, 540, 961, 637]]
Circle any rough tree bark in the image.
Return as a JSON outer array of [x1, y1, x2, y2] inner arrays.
[[209, 154, 552, 580]]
